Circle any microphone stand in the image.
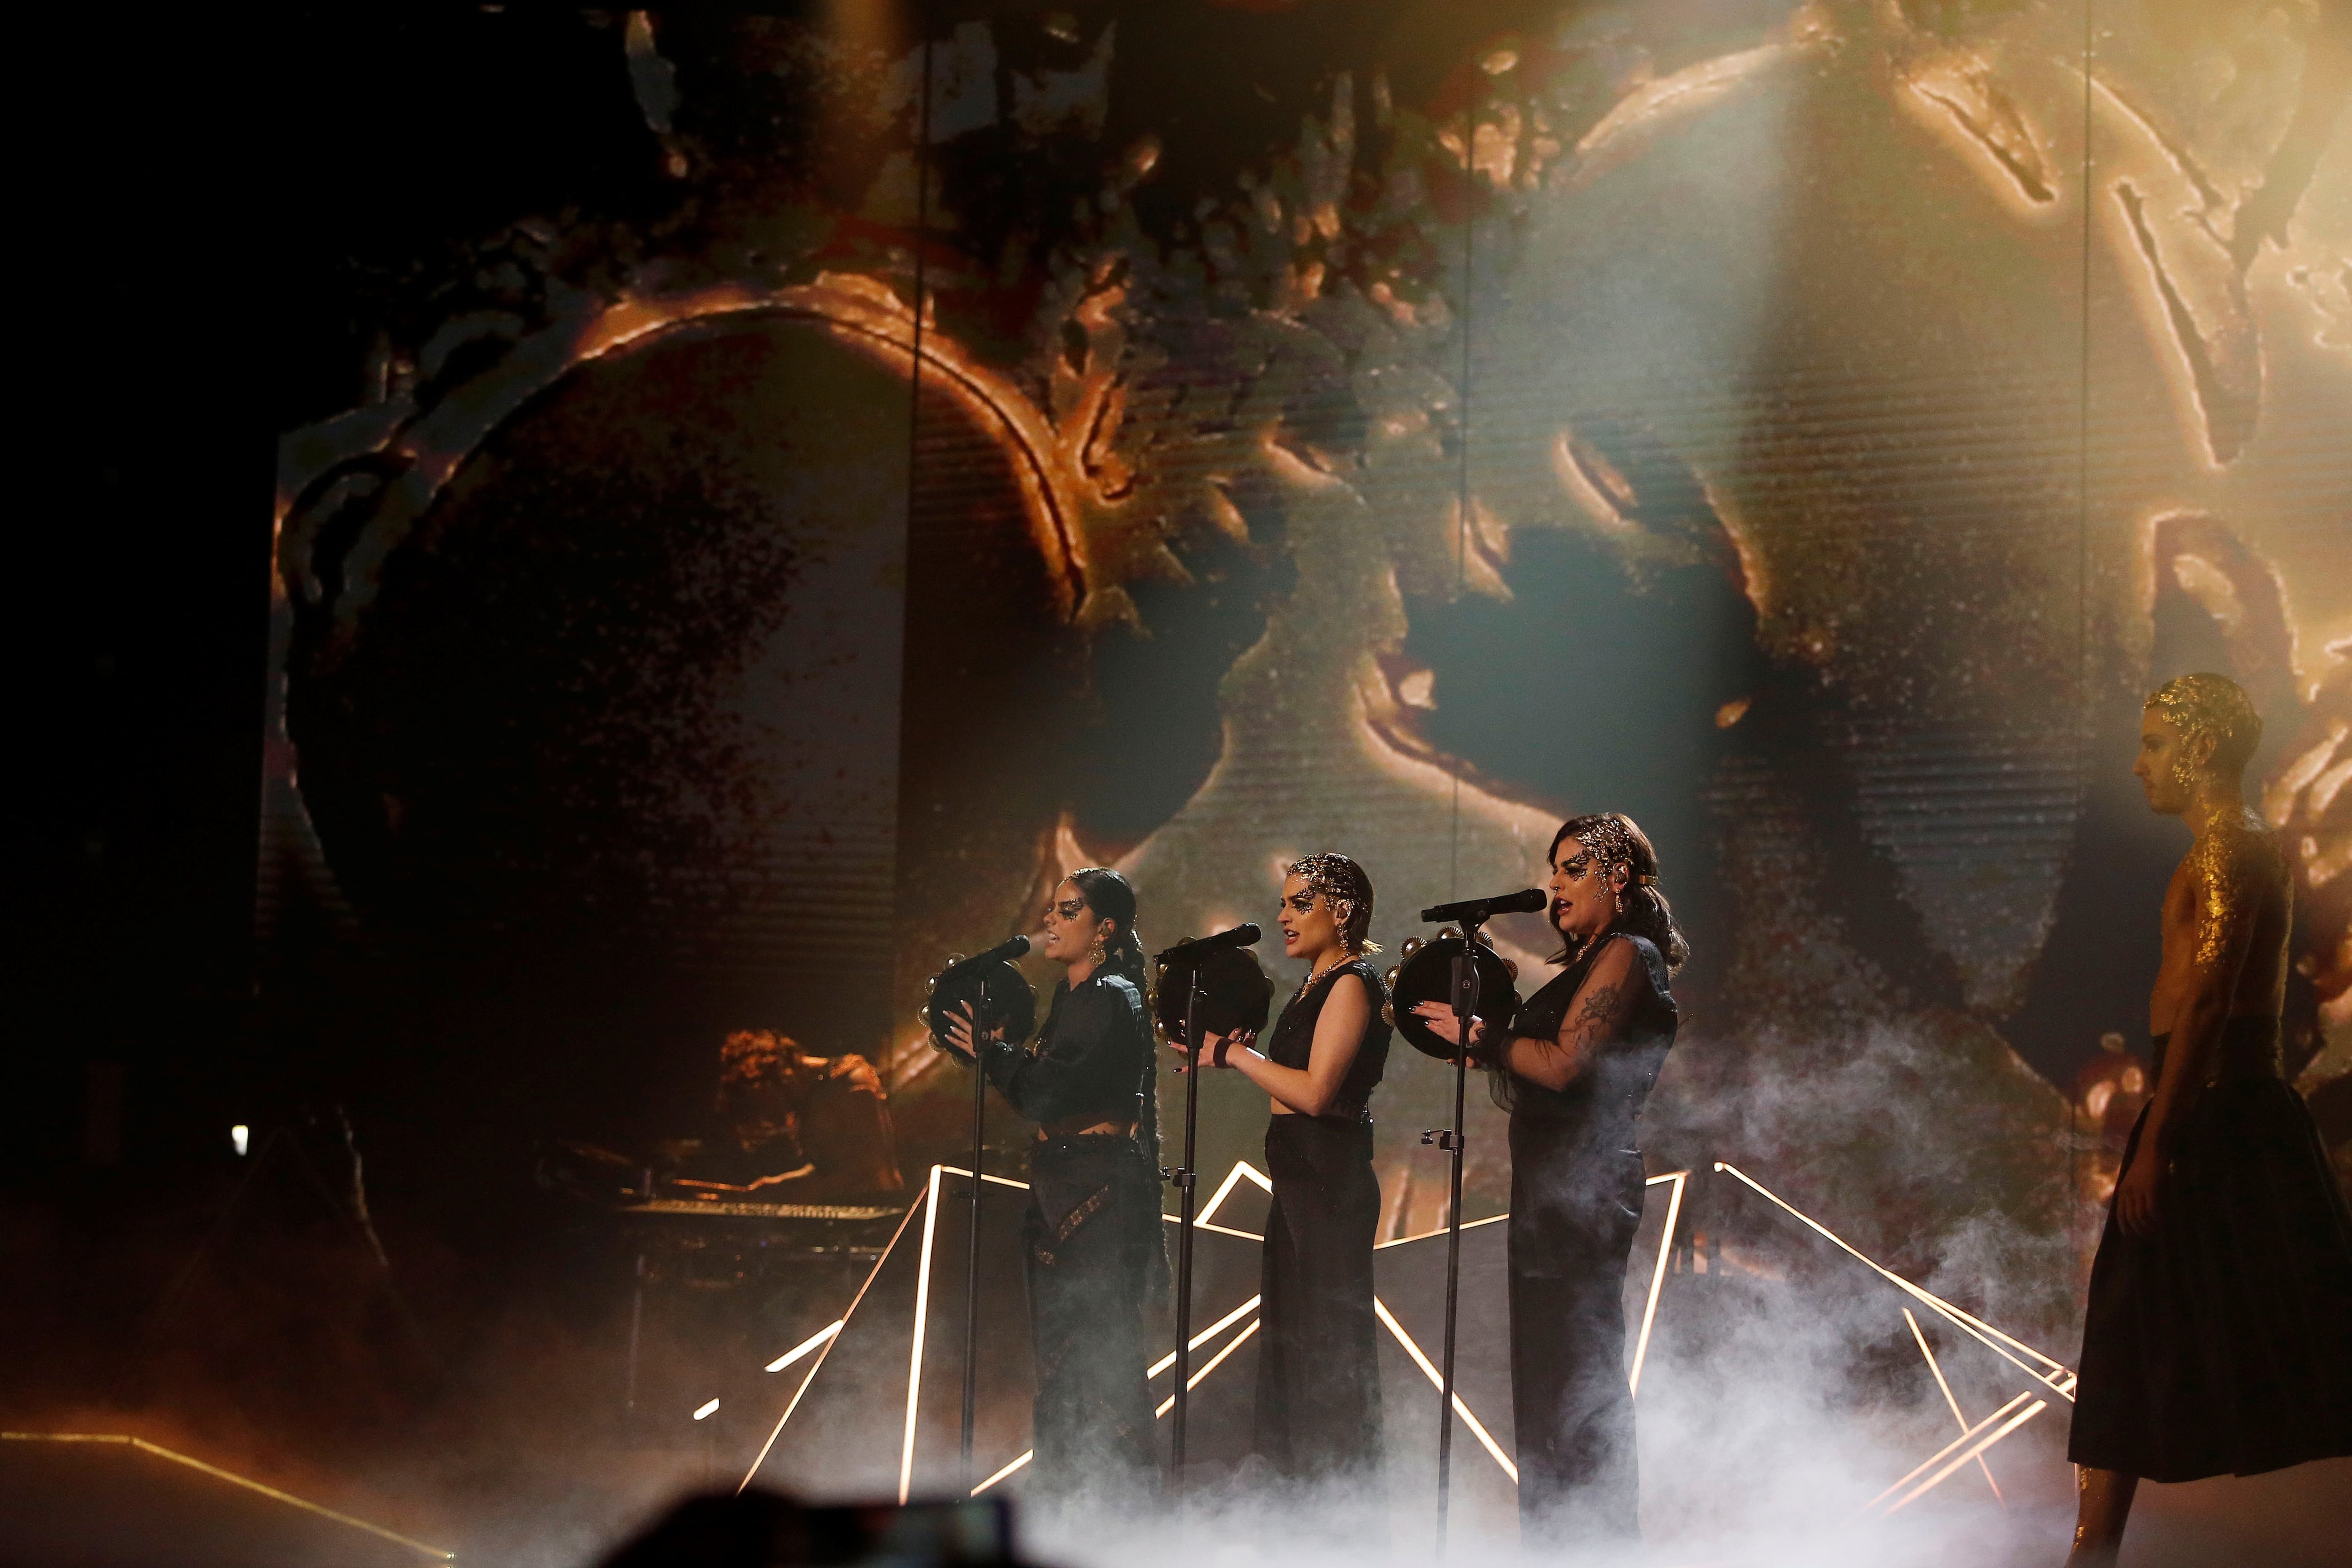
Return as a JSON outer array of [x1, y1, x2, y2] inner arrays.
[[960, 968, 986, 1495], [1164, 962, 1204, 1498], [1421, 918, 1483, 1551]]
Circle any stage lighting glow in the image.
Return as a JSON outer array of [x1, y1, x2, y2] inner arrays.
[[970, 1450, 1031, 1497], [1863, 1390, 2044, 1514], [693, 1399, 720, 1421], [1904, 1307, 2003, 1504], [899, 1165, 946, 1504], [766, 1320, 842, 1373], [1370, 1297, 1517, 1484], [1194, 1160, 1273, 1228], [1712, 1162, 2077, 1400], [1153, 1318, 1261, 1418], [1628, 1170, 1686, 1399], [1879, 1399, 2048, 1515], [230, 1124, 249, 1156], [1, 1433, 452, 1560], [740, 1191, 928, 1493], [1148, 1295, 1261, 1379]]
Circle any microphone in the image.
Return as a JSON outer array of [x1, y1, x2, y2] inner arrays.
[[1154, 923, 1261, 964], [940, 934, 1031, 973], [1419, 888, 1547, 924]]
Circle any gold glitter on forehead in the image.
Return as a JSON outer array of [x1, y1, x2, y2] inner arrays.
[[2145, 672, 2261, 771]]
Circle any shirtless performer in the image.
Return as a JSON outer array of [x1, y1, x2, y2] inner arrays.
[[2065, 674, 2352, 1564]]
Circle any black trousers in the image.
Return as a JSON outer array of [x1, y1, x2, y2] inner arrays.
[[1253, 1115, 1384, 1488], [1023, 1134, 1159, 1507], [1509, 1247, 1638, 1546]]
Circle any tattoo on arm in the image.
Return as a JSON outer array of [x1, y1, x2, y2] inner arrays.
[[1572, 983, 1623, 1035]]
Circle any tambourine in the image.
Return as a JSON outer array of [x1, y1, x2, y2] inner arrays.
[[1385, 928, 1522, 1061], [922, 956, 1037, 1059], [1154, 944, 1275, 1048]]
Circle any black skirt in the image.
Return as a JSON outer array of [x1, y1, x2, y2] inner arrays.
[[1253, 1114, 1384, 1487], [1023, 1133, 1160, 1505], [2070, 1061, 2352, 1481]]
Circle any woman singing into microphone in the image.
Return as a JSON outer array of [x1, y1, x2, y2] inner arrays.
[[1190, 853, 1390, 1492], [1414, 814, 1683, 1548], [946, 868, 1165, 1507]]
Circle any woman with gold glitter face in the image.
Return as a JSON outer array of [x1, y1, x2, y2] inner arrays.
[[1415, 812, 1684, 1549], [1184, 853, 1391, 1496]]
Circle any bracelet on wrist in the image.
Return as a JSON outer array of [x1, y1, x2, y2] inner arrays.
[[1213, 1036, 1231, 1068]]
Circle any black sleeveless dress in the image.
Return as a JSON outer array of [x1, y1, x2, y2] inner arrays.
[[980, 970, 1163, 1504], [1501, 931, 1676, 1546], [1252, 956, 1391, 1488], [2069, 1017, 2352, 1480]]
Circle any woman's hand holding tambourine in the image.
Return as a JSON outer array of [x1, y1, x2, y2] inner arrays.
[[942, 999, 1002, 1063], [1409, 1002, 1496, 1064], [1169, 1027, 1254, 1071]]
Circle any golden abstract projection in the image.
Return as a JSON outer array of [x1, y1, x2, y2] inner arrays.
[[262, 2, 2348, 1530]]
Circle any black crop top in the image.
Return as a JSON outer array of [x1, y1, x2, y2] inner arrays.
[[1263, 957, 1391, 1122]]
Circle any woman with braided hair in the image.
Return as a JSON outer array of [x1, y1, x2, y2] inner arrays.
[[1415, 812, 1684, 1548], [944, 867, 1166, 1509], [1184, 852, 1391, 1494]]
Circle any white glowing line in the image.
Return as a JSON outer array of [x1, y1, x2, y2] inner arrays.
[[1149, 1296, 1262, 1378], [739, 1191, 928, 1494], [1714, 1162, 2076, 1400], [1864, 1390, 2036, 1511], [1371, 1297, 1518, 1484], [1374, 1212, 1509, 1249], [1904, 1308, 2003, 1504], [1162, 1213, 1265, 1241], [1628, 1171, 1685, 1398], [898, 1165, 945, 1504], [937, 1164, 1029, 1189], [1882, 1401, 2046, 1515], [1154, 1318, 1261, 1416], [970, 1449, 1031, 1496], [1195, 1160, 1272, 1228], [765, 1321, 842, 1373], [692, 1399, 720, 1420]]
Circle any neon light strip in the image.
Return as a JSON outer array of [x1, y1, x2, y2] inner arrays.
[[1149, 1296, 1262, 1378], [1195, 1160, 1272, 1228], [971, 1449, 1031, 1496], [1154, 1319, 1262, 1416], [1371, 1297, 1518, 1484], [1628, 1171, 1685, 1398], [1714, 1162, 2077, 1400], [0, 1433, 452, 1560], [1373, 1213, 1509, 1249], [898, 1165, 945, 1504], [1863, 1391, 2036, 1510], [1903, 1308, 2003, 1503], [936, 1164, 1029, 1189], [1881, 1401, 2047, 1515], [765, 1320, 842, 1373], [739, 1193, 929, 1493]]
